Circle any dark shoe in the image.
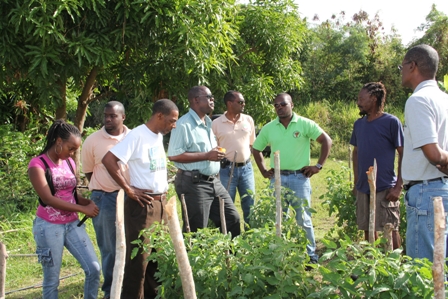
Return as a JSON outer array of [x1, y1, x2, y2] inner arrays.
[[305, 258, 318, 271]]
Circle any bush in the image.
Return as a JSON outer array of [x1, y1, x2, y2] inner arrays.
[[320, 165, 361, 240], [138, 190, 316, 298], [309, 236, 436, 299], [0, 125, 44, 214]]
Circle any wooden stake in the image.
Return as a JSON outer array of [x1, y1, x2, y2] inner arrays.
[[226, 151, 238, 191], [274, 151, 282, 238], [218, 196, 231, 269], [218, 196, 228, 235], [366, 159, 377, 244], [181, 194, 190, 233], [111, 189, 125, 299], [432, 196, 445, 299], [0, 242, 7, 299], [383, 223, 394, 252], [348, 146, 352, 185], [165, 196, 197, 299]]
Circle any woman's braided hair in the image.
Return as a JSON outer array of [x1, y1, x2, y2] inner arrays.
[[362, 82, 386, 112], [40, 119, 81, 155]]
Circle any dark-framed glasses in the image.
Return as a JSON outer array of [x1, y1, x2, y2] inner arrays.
[[236, 100, 245, 105], [273, 102, 288, 108]]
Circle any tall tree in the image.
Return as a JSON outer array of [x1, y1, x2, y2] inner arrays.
[[414, 4, 448, 80], [298, 10, 406, 106]]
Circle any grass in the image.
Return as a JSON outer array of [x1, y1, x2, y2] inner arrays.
[[2, 153, 349, 298]]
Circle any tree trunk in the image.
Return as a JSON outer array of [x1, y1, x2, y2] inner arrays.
[[0, 242, 8, 299], [432, 196, 445, 299], [73, 66, 99, 178], [366, 159, 377, 244], [274, 151, 282, 238], [111, 190, 125, 299], [165, 196, 197, 299]]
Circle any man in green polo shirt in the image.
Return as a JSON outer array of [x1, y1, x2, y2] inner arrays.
[[253, 93, 332, 264]]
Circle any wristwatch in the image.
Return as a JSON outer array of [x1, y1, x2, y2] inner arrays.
[[315, 163, 323, 170]]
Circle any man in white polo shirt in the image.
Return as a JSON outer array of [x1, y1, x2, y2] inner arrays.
[[212, 91, 256, 226], [400, 44, 448, 261]]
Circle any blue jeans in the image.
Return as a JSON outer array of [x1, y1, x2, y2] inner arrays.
[[33, 217, 100, 299], [91, 190, 118, 298], [271, 173, 318, 261], [219, 161, 255, 224], [405, 177, 448, 261]]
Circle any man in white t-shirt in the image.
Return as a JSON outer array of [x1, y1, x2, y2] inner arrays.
[[102, 99, 178, 299], [400, 44, 448, 261]]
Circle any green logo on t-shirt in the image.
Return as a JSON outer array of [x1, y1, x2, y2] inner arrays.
[[293, 131, 300, 138]]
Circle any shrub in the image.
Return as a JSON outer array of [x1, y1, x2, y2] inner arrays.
[[138, 190, 316, 298], [0, 125, 44, 214], [320, 165, 361, 240], [308, 236, 436, 299]]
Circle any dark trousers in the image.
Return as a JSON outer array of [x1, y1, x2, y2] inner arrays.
[[121, 195, 163, 299], [175, 173, 241, 238]]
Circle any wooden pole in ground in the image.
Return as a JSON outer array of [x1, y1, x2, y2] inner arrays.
[[219, 196, 228, 235], [218, 196, 231, 270], [181, 194, 190, 233], [0, 242, 7, 299], [165, 196, 197, 299], [274, 151, 282, 238], [366, 159, 377, 244], [111, 189, 125, 299], [226, 151, 238, 191], [348, 145, 352, 186], [383, 223, 394, 252], [432, 196, 445, 299]]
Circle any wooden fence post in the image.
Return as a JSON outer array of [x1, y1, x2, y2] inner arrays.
[[0, 242, 7, 299], [366, 159, 377, 244], [383, 223, 394, 252], [165, 196, 196, 299], [432, 196, 445, 299], [111, 189, 125, 299], [181, 194, 190, 233], [274, 151, 282, 238]]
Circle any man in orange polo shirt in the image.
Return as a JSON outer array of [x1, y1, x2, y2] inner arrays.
[[81, 101, 129, 299], [212, 91, 256, 226]]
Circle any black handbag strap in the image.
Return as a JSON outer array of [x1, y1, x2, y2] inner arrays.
[[38, 157, 78, 207]]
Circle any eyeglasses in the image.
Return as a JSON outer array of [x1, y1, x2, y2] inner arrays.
[[198, 94, 214, 99], [273, 102, 289, 108], [235, 101, 245, 105], [398, 61, 414, 71]]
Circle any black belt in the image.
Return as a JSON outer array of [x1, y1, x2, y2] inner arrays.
[[280, 169, 303, 176], [177, 169, 217, 182], [222, 158, 251, 167], [92, 189, 119, 193], [143, 193, 166, 201], [404, 177, 448, 191]]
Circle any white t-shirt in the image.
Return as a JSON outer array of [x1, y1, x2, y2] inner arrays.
[[110, 124, 168, 193], [402, 80, 448, 181]]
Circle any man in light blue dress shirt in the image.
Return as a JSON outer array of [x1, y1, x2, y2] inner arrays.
[[168, 85, 241, 238]]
